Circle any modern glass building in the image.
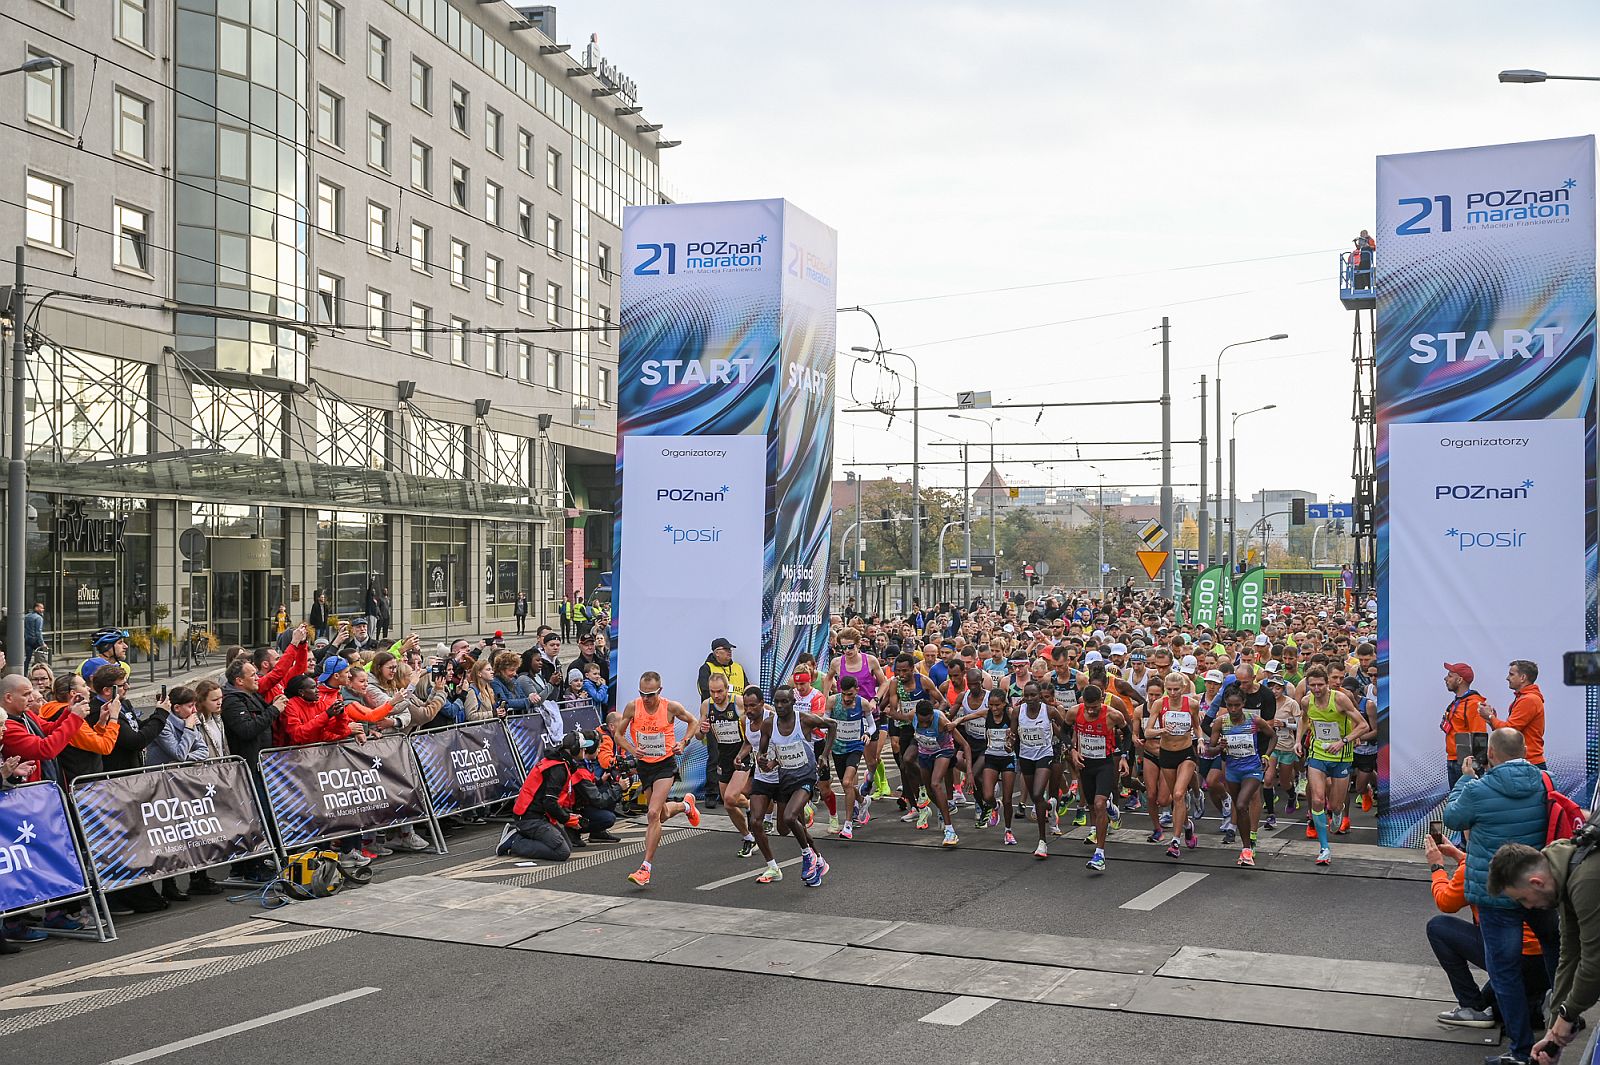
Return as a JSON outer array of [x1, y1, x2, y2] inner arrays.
[[3, 0, 669, 651]]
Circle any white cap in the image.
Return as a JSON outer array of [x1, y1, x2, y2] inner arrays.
[[1318, 611, 1329, 618], [1179, 654, 1198, 674], [1265, 659, 1281, 673], [1110, 642, 1128, 656], [1254, 634, 1271, 646], [1085, 650, 1104, 664], [1203, 668, 1226, 684], [1092, 629, 1106, 640]]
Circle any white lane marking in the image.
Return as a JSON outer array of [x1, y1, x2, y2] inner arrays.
[[102, 987, 382, 1064], [1119, 871, 1209, 911], [919, 995, 998, 1026], [694, 857, 804, 891]]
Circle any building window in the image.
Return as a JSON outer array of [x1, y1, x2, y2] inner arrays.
[[597, 243, 611, 281], [449, 317, 468, 365], [485, 335, 502, 375], [485, 255, 501, 301], [316, 0, 343, 57], [409, 220, 432, 273], [518, 342, 533, 381], [192, 384, 285, 459], [25, 52, 67, 130], [409, 57, 432, 111], [598, 367, 613, 404], [410, 303, 431, 356], [597, 304, 612, 345], [317, 511, 390, 620], [485, 107, 502, 155], [484, 181, 500, 226], [316, 272, 342, 324], [316, 180, 343, 235], [367, 202, 390, 254], [410, 139, 432, 192], [316, 87, 343, 147], [24, 174, 67, 251], [517, 269, 533, 314], [449, 83, 468, 133], [410, 516, 468, 616], [449, 239, 467, 287], [113, 89, 149, 162], [367, 288, 390, 343], [545, 281, 561, 325], [545, 214, 561, 256], [570, 353, 591, 407], [517, 129, 533, 174], [113, 203, 150, 273], [116, 0, 148, 49], [367, 29, 390, 85], [518, 200, 534, 242], [367, 114, 390, 171], [545, 146, 561, 190], [543, 349, 560, 390], [450, 161, 468, 209]]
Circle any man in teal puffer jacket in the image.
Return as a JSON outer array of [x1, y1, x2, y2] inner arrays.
[[1443, 727, 1561, 1065]]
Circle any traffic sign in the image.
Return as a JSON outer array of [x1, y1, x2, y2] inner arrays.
[[1136, 550, 1169, 580], [1035, 561, 1050, 576], [1137, 520, 1169, 548], [1023, 564, 1035, 577], [1305, 503, 1354, 520], [956, 390, 992, 410]]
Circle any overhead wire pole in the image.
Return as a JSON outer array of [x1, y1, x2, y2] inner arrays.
[[7, 248, 24, 675], [1197, 374, 1209, 578], [1159, 317, 1174, 599]]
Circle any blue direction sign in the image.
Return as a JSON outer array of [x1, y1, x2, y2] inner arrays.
[[1305, 503, 1354, 520]]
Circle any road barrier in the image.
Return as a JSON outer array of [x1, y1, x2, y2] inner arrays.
[[258, 733, 444, 853], [410, 720, 523, 816], [0, 781, 111, 941]]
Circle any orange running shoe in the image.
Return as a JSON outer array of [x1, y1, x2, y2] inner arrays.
[[1337, 814, 1351, 835], [1360, 789, 1373, 813], [682, 793, 700, 827], [1305, 821, 1316, 840], [627, 865, 651, 886]]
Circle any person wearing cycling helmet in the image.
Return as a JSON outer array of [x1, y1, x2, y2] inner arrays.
[[80, 628, 130, 684]]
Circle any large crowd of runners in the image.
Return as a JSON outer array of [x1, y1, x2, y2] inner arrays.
[[611, 586, 1381, 888]]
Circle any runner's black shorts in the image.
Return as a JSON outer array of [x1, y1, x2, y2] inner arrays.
[[637, 756, 679, 789], [983, 752, 1017, 775], [716, 748, 742, 785], [1079, 757, 1117, 805], [1157, 745, 1195, 771], [832, 750, 863, 778], [1352, 751, 1378, 773], [1018, 755, 1055, 776], [777, 776, 817, 803]]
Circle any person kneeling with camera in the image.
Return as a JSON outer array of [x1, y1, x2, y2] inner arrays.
[[501, 731, 615, 861]]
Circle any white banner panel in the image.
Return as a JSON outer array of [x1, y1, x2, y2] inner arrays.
[[615, 435, 765, 708], [1388, 420, 1586, 811]]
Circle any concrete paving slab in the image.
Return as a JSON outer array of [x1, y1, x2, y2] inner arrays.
[[587, 898, 772, 935], [868, 921, 1177, 975], [1157, 946, 1455, 1000], [512, 922, 707, 961], [790, 945, 918, 986], [1124, 977, 1493, 1044], [1035, 969, 1148, 1010]]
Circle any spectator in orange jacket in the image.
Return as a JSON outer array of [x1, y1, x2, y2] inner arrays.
[[1425, 832, 1546, 1029], [1442, 661, 1487, 788], [0, 673, 84, 781], [1485, 660, 1545, 768]]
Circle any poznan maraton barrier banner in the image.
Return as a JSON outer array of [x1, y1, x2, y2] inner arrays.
[[259, 734, 432, 850], [410, 720, 522, 816], [72, 758, 274, 888], [1377, 135, 1598, 845], [0, 782, 90, 915]]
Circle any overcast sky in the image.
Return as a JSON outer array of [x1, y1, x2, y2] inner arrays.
[[575, 0, 1600, 502]]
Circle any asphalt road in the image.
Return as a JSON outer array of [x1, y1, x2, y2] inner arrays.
[[0, 803, 1505, 1065]]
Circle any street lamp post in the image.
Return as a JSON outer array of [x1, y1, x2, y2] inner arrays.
[[0, 57, 62, 78], [1085, 463, 1107, 598], [1214, 334, 1287, 567], [1229, 404, 1277, 574], [949, 414, 997, 600], [960, 443, 971, 604], [848, 336, 921, 607], [1498, 69, 1600, 83]]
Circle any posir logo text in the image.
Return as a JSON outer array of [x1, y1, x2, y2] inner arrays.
[[1445, 527, 1528, 552], [656, 484, 730, 502], [1434, 479, 1533, 500], [661, 523, 722, 545]]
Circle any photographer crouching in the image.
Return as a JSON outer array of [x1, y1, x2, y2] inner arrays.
[[499, 730, 619, 861], [1489, 823, 1600, 1064]]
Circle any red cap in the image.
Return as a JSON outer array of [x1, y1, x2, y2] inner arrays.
[[1443, 661, 1474, 685], [494, 630, 503, 639]]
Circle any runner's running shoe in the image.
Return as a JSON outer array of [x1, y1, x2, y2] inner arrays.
[[683, 794, 700, 827], [757, 864, 783, 884], [942, 825, 959, 848], [1337, 814, 1351, 835], [1004, 829, 1017, 846], [627, 866, 651, 886], [951, 787, 967, 808], [1263, 815, 1277, 830], [989, 807, 1000, 828], [804, 803, 815, 828], [1087, 851, 1106, 872], [1238, 848, 1256, 868], [1108, 804, 1121, 830], [1221, 826, 1236, 846], [737, 838, 756, 858], [1316, 847, 1332, 866], [1033, 840, 1049, 860], [827, 816, 840, 835], [901, 808, 918, 823], [840, 822, 854, 841], [800, 849, 816, 881], [916, 806, 932, 830], [1073, 808, 1088, 827], [1360, 788, 1373, 812], [1184, 819, 1198, 849], [1148, 829, 1165, 844], [856, 800, 871, 825], [1305, 821, 1317, 840], [1159, 810, 1173, 828], [1166, 841, 1182, 859]]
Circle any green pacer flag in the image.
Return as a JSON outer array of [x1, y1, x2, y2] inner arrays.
[[1233, 566, 1267, 632], [1189, 565, 1224, 627]]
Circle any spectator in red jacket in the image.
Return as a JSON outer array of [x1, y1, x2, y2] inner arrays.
[[281, 659, 397, 746], [0, 672, 84, 781]]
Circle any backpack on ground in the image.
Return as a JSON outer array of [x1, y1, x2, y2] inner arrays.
[[1542, 772, 1586, 844], [274, 849, 372, 900]]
